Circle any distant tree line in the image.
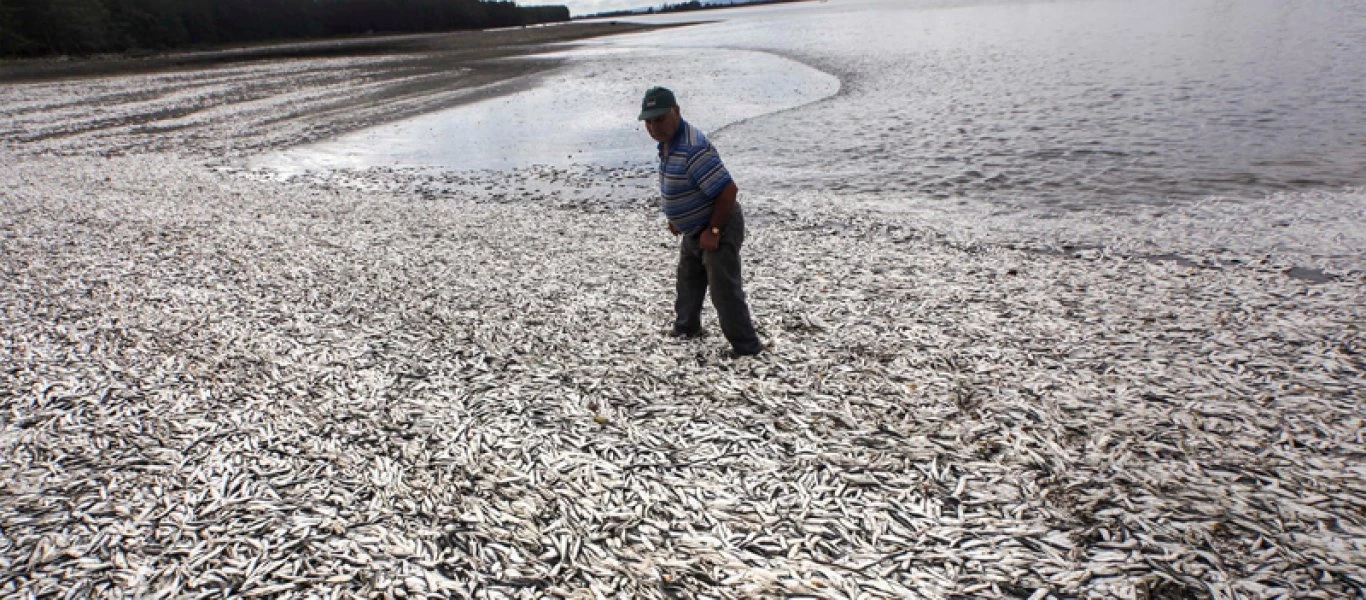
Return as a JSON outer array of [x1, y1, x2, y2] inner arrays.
[[585, 0, 802, 19], [659, 1, 710, 12], [0, 0, 571, 57]]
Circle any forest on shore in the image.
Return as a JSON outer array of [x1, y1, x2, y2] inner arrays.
[[0, 0, 570, 57], [584, 0, 804, 19]]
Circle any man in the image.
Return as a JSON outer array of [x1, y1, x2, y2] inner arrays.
[[639, 86, 763, 356]]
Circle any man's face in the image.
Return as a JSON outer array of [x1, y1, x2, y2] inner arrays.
[[644, 107, 681, 143]]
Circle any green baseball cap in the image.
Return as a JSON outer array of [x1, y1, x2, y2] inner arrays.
[[638, 86, 677, 120]]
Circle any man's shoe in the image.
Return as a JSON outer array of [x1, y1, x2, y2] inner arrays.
[[668, 328, 707, 339]]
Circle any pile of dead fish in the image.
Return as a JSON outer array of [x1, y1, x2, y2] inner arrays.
[[2, 152, 1362, 598]]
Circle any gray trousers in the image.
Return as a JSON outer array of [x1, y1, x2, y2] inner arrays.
[[674, 206, 762, 354]]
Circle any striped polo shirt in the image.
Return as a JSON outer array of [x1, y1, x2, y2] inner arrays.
[[657, 120, 734, 235]]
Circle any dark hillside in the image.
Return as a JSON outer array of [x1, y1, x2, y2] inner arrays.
[[0, 0, 570, 57]]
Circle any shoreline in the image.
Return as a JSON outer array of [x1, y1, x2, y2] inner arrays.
[[2, 23, 1364, 599], [0, 22, 676, 83], [0, 21, 676, 159]]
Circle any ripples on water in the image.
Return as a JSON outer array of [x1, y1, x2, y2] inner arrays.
[[638, 0, 1366, 207], [279, 0, 1365, 211]]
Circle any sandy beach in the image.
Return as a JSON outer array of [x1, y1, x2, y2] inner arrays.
[[0, 21, 667, 158], [2, 22, 1364, 599]]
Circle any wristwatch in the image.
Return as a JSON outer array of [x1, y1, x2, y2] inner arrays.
[[710, 227, 721, 235]]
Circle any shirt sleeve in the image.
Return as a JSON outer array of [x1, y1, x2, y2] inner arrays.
[[686, 144, 734, 200]]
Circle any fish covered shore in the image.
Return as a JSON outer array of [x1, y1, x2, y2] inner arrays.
[[2, 25, 1364, 599]]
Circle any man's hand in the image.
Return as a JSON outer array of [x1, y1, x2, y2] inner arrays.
[[668, 222, 680, 236], [699, 228, 720, 252]]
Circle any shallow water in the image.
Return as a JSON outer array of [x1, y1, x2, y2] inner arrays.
[[262, 45, 838, 174], [270, 0, 1366, 210]]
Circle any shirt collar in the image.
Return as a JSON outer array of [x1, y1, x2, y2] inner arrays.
[[656, 119, 691, 154]]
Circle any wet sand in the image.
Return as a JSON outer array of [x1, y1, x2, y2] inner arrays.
[[1, 22, 672, 157]]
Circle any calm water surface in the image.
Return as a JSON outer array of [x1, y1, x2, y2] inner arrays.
[[273, 0, 1366, 209]]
